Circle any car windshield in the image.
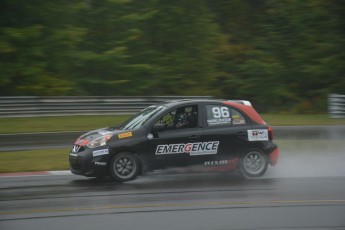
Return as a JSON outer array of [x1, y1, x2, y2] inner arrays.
[[120, 105, 166, 130]]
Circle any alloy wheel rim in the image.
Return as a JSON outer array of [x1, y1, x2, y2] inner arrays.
[[114, 156, 136, 179], [243, 152, 265, 175]]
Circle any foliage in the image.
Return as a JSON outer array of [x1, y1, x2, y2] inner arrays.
[[0, 0, 344, 112]]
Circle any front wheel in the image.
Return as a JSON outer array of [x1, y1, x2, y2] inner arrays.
[[110, 153, 140, 182], [239, 150, 268, 178]]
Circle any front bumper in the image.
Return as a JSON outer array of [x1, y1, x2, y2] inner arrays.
[[69, 146, 110, 177]]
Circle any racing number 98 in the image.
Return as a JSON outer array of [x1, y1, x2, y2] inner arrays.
[[212, 107, 230, 118]]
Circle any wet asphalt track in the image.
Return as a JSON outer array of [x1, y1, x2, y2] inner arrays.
[[1, 127, 345, 230], [1, 170, 345, 230]]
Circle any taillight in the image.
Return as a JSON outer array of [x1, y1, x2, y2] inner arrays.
[[268, 126, 273, 140]]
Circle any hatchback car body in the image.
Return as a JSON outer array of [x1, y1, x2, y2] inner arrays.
[[69, 99, 278, 182]]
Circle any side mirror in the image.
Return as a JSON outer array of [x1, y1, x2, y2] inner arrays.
[[152, 123, 166, 132]]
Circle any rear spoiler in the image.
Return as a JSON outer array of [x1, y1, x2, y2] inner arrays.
[[226, 100, 252, 106]]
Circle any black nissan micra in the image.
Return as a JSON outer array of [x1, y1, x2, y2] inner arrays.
[[69, 99, 278, 182]]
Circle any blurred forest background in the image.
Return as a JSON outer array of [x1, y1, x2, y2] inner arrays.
[[0, 0, 344, 113]]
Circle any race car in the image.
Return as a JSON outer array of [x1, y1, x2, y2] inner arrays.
[[69, 99, 278, 182]]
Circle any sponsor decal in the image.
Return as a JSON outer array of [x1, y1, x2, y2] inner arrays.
[[92, 149, 109, 157], [156, 141, 219, 156], [207, 118, 231, 125], [95, 162, 107, 166], [207, 106, 231, 126], [70, 153, 78, 157], [248, 129, 269, 141], [147, 133, 154, 140], [232, 115, 245, 125], [118, 132, 133, 139], [204, 160, 229, 166], [204, 158, 239, 170], [232, 119, 245, 125]]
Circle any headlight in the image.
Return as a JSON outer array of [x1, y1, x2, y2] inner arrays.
[[87, 135, 112, 148]]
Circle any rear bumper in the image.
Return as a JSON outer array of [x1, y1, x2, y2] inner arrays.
[[268, 147, 279, 166]]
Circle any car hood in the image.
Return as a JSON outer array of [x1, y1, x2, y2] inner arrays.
[[74, 127, 124, 146]]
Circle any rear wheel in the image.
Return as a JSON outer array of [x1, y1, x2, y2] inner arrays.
[[110, 153, 139, 182], [239, 150, 268, 178]]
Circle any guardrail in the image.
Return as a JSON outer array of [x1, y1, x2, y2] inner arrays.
[[0, 96, 213, 118], [328, 94, 345, 118]]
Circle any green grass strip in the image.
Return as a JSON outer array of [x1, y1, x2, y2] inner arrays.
[[0, 148, 70, 173], [0, 115, 129, 134]]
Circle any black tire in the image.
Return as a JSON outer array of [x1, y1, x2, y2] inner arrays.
[[239, 150, 268, 179], [110, 153, 140, 182]]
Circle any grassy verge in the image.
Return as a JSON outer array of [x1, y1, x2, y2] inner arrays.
[[0, 115, 129, 134], [0, 148, 69, 173]]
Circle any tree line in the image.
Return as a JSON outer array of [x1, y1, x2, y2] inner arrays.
[[1, 0, 344, 112]]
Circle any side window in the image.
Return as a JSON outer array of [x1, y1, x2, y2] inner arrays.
[[155, 105, 198, 130], [206, 105, 247, 126], [231, 108, 247, 125], [206, 105, 231, 126]]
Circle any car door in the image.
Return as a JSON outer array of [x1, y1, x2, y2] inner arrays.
[[147, 103, 203, 169], [200, 103, 250, 164]]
